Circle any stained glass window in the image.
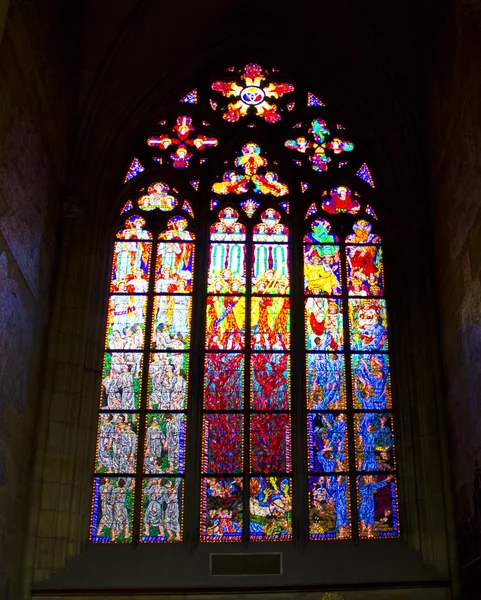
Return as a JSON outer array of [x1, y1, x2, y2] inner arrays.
[[92, 62, 400, 546]]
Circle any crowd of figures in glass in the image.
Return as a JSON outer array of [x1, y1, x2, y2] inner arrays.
[[91, 62, 399, 544], [91, 192, 194, 542], [304, 215, 398, 540]]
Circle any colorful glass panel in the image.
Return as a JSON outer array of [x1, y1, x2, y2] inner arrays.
[[304, 244, 341, 295], [140, 477, 183, 542], [349, 299, 388, 351], [91, 477, 135, 543], [158, 216, 195, 241], [240, 198, 260, 217], [305, 297, 344, 351], [351, 354, 391, 410], [250, 414, 291, 473], [356, 163, 375, 188], [252, 244, 289, 294], [204, 353, 244, 410], [182, 200, 194, 217], [211, 63, 294, 123], [144, 414, 186, 474], [101, 352, 143, 410], [251, 297, 290, 351], [307, 92, 324, 107], [117, 217, 151, 241], [95, 414, 139, 474], [180, 89, 197, 103], [151, 296, 192, 349], [147, 352, 188, 410], [307, 413, 348, 473], [155, 242, 194, 292], [202, 414, 244, 474], [249, 477, 292, 541], [124, 158, 144, 183], [205, 296, 246, 350], [106, 295, 147, 350], [208, 243, 246, 293], [139, 182, 177, 211], [210, 208, 246, 241], [321, 186, 360, 215], [306, 353, 345, 410], [346, 245, 384, 296], [212, 143, 289, 197], [354, 413, 395, 472], [308, 475, 351, 540], [253, 209, 288, 242], [251, 353, 290, 410], [111, 241, 151, 292], [346, 220, 380, 244], [356, 475, 399, 538], [304, 218, 338, 243], [120, 200, 133, 214], [200, 477, 243, 542]]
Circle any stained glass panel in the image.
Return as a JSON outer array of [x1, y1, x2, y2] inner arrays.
[[124, 158, 144, 183], [144, 414, 186, 474], [200, 477, 243, 542], [304, 244, 341, 295], [349, 299, 388, 351], [249, 477, 292, 541], [147, 352, 188, 410], [251, 297, 290, 351], [252, 244, 289, 294], [346, 220, 380, 244], [139, 182, 178, 211], [321, 187, 360, 215], [351, 354, 391, 410], [202, 414, 244, 474], [305, 297, 343, 351], [304, 218, 338, 244], [307, 413, 348, 473], [308, 475, 351, 540], [91, 477, 135, 543], [158, 216, 195, 241], [205, 296, 246, 350], [155, 242, 194, 292], [251, 353, 290, 410], [140, 477, 183, 542], [306, 353, 345, 410], [204, 353, 244, 410], [111, 241, 151, 292], [210, 208, 246, 241], [117, 215, 152, 241], [354, 413, 395, 472], [106, 295, 147, 350], [250, 413, 291, 473], [208, 243, 246, 293], [357, 475, 399, 538], [95, 414, 139, 474], [346, 245, 384, 296], [101, 353, 143, 410], [151, 296, 192, 349]]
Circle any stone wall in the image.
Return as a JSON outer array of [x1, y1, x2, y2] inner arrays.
[[428, 1, 481, 596], [0, 2, 72, 598]]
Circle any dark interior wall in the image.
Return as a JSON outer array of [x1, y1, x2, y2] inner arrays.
[[428, 1, 481, 596], [0, 2, 73, 598]]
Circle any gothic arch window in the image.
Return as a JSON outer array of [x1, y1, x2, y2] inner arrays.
[[90, 63, 399, 545]]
